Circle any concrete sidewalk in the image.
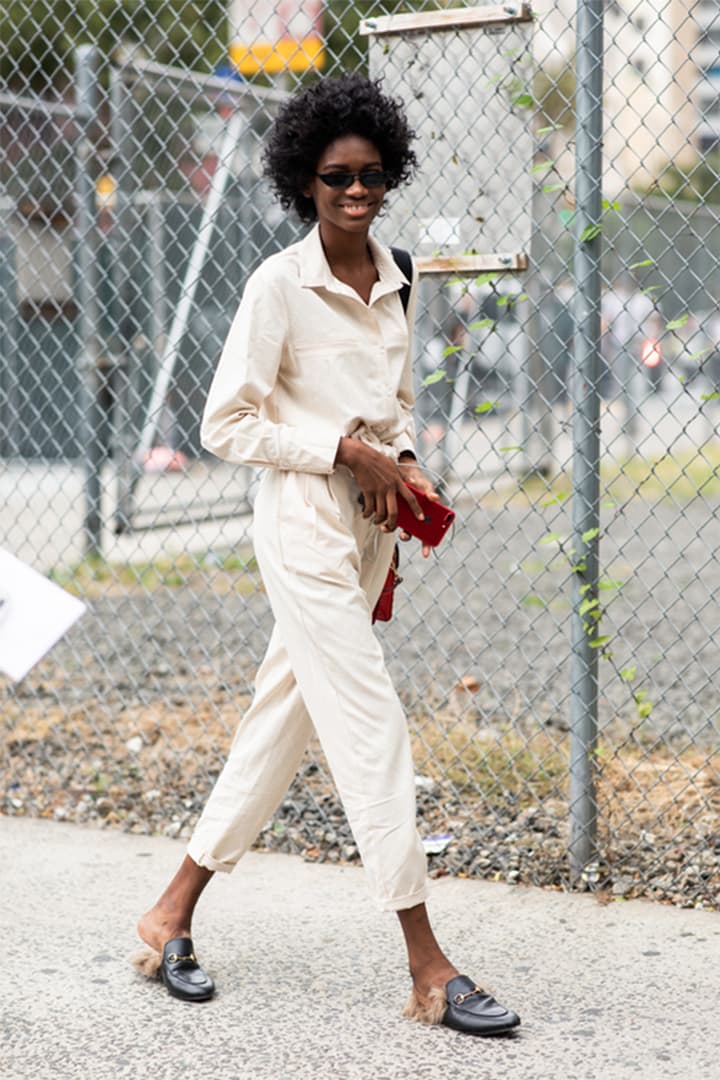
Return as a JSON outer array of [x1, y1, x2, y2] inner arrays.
[[2, 817, 718, 1080]]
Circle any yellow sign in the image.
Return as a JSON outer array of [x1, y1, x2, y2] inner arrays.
[[229, 35, 324, 75], [95, 174, 117, 211]]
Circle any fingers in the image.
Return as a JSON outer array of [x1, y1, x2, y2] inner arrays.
[[384, 490, 399, 532], [361, 490, 396, 530], [398, 463, 439, 501], [376, 493, 400, 531], [399, 480, 425, 521]]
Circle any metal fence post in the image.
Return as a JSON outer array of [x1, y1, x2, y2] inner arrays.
[[0, 198, 19, 458], [110, 63, 141, 536], [74, 44, 103, 557], [569, 0, 604, 880]]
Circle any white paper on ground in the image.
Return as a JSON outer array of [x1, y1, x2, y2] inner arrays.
[[0, 548, 86, 682]]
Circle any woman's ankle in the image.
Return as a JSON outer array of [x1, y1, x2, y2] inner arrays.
[[137, 906, 193, 953], [409, 958, 459, 996]]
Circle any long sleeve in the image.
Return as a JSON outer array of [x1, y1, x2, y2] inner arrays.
[[200, 268, 340, 474]]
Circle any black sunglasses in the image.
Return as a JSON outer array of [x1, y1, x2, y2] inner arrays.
[[315, 169, 389, 190]]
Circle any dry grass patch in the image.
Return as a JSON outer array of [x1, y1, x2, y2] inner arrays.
[[48, 551, 261, 597], [598, 746, 720, 834]]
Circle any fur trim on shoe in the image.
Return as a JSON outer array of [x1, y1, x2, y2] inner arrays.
[[130, 946, 162, 978], [402, 985, 447, 1026]]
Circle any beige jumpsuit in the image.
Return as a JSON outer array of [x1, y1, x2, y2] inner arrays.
[[187, 225, 429, 911]]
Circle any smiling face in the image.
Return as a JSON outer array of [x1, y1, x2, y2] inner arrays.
[[306, 134, 386, 238]]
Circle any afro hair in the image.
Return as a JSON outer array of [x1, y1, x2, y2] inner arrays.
[[262, 73, 417, 223]]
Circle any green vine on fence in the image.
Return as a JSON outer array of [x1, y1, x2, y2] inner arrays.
[[535, 524, 655, 723]]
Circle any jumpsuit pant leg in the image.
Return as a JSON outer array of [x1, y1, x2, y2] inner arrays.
[[187, 621, 314, 872], [187, 467, 428, 912]]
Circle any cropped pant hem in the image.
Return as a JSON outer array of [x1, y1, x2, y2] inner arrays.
[[377, 883, 430, 913], [186, 846, 236, 874]]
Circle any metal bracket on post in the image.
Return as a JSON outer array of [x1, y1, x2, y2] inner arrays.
[[75, 45, 103, 558], [569, 0, 604, 883]]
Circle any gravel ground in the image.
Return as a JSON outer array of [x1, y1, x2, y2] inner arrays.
[[2, 494, 719, 910]]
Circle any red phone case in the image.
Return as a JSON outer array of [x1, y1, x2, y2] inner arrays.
[[397, 483, 455, 547]]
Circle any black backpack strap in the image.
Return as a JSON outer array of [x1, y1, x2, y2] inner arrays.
[[390, 246, 413, 315]]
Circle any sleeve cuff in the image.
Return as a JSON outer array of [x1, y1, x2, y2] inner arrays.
[[393, 433, 417, 459], [276, 429, 340, 473]]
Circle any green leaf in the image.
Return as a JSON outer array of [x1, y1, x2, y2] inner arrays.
[[579, 597, 600, 616], [541, 491, 569, 507], [665, 313, 689, 331], [633, 690, 648, 702], [582, 527, 600, 543], [642, 286, 661, 295], [522, 594, 546, 607], [701, 391, 720, 402], [620, 666, 636, 681], [602, 199, 621, 211], [499, 445, 522, 452], [543, 182, 565, 193], [688, 349, 709, 361], [539, 532, 563, 545], [580, 223, 603, 243], [496, 296, 509, 307], [513, 94, 534, 107], [422, 369, 447, 387], [588, 636, 612, 649], [517, 293, 529, 302], [444, 277, 464, 288], [537, 125, 559, 135], [473, 273, 499, 288], [469, 318, 495, 331], [475, 400, 499, 414], [637, 701, 653, 719], [630, 258, 653, 269], [442, 345, 463, 358], [570, 561, 587, 573], [531, 161, 554, 174], [598, 578, 623, 590]]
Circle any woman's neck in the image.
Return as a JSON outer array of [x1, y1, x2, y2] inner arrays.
[[318, 221, 373, 270]]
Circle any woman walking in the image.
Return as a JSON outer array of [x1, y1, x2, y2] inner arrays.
[[133, 73, 520, 1037]]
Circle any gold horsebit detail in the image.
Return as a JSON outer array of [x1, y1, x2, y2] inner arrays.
[[167, 952, 197, 964], [453, 986, 484, 1006]]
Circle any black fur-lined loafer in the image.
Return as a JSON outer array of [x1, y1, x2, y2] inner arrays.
[[442, 975, 520, 1035], [403, 974, 520, 1036], [159, 937, 215, 1002]]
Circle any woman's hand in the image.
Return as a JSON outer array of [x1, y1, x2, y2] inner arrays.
[[335, 437, 424, 532], [397, 458, 440, 559]]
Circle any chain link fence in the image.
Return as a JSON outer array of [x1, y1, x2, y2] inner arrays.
[[2, 0, 719, 910]]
